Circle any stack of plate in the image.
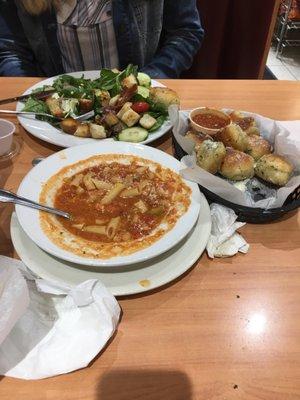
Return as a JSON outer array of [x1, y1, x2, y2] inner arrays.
[[11, 142, 211, 296]]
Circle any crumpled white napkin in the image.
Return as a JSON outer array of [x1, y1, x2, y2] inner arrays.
[[0, 256, 121, 380], [206, 203, 249, 258]]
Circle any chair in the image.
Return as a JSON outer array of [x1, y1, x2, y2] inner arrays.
[[183, 0, 280, 79]]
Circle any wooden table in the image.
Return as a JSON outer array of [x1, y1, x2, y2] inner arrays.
[[0, 79, 300, 400]]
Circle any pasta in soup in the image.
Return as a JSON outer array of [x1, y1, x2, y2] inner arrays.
[[39, 154, 191, 259]]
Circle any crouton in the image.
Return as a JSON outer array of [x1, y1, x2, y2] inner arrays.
[[74, 123, 91, 137], [121, 108, 140, 127], [79, 98, 93, 113], [122, 74, 138, 89], [60, 117, 78, 135], [45, 98, 64, 118], [94, 90, 111, 107], [139, 114, 156, 130], [89, 123, 107, 139], [104, 112, 119, 127], [117, 102, 132, 119]]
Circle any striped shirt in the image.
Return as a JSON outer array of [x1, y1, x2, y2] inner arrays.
[[56, 0, 119, 72]]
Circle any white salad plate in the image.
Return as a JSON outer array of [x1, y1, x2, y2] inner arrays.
[[16, 142, 201, 267], [16, 70, 171, 148], [11, 192, 211, 296]]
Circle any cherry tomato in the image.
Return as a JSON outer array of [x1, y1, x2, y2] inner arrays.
[[131, 102, 150, 113]]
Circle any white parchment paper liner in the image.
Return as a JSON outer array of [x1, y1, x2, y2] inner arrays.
[[169, 106, 300, 209]]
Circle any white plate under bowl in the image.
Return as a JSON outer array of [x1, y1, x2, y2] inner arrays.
[[11, 192, 211, 296], [16, 142, 201, 267], [16, 71, 171, 148]]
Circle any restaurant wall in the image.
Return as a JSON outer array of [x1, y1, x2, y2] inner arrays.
[[184, 0, 280, 79]]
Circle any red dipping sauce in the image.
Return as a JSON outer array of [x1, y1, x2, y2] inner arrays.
[[192, 113, 228, 129]]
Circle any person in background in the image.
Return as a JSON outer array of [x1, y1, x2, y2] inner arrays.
[[0, 0, 204, 78]]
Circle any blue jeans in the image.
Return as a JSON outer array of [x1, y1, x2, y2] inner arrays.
[[0, 3, 40, 76], [0, 42, 39, 76]]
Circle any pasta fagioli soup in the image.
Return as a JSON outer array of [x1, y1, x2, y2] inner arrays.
[[39, 154, 192, 259]]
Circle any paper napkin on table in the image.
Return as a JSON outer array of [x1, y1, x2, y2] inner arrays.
[[0, 256, 121, 380], [206, 203, 249, 258]]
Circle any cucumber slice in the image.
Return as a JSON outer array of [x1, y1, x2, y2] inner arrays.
[[137, 86, 150, 99], [118, 127, 148, 143], [137, 72, 151, 88]]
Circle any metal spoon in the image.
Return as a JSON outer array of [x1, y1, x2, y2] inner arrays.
[[0, 109, 94, 121], [0, 189, 70, 219]]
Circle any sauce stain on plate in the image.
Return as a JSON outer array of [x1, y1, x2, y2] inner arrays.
[[139, 279, 151, 288]]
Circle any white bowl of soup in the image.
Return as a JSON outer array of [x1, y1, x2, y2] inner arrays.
[[15, 142, 201, 267]]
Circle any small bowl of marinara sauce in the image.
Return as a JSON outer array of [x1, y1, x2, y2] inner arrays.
[[189, 107, 231, 135]]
